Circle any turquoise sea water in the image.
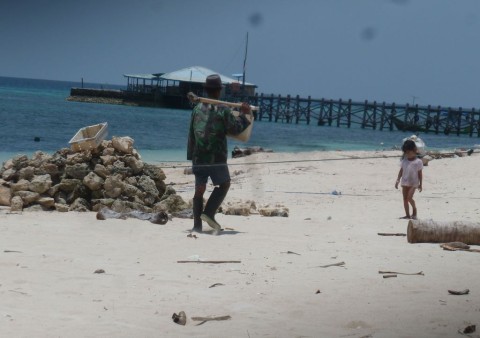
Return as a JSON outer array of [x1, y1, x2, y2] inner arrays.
[[0, 76, 478, 165]]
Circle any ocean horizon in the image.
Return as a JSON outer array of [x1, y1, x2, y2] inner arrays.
[[1, 76, 478, 165]]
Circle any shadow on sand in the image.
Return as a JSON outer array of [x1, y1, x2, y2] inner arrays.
[[184, 229, 245, 236]]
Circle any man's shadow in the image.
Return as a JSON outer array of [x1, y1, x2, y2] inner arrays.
[[217, 229, 244, 235], [184, 229, 245, 236]]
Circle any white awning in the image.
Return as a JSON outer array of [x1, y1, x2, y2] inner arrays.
[[159, 66, 255, 86], [123, 74, 159, 80]]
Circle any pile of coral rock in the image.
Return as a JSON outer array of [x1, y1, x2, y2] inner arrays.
[[0, 137, 188, 214]]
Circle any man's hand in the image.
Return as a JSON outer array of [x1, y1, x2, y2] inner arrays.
[[395, 181, 399, 189], [187, 92, 199, 103], [240, 102, 252, 115], [418, 184, 422, 192]]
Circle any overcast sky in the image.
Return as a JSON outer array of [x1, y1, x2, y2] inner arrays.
[[1, 0, 479, 108]]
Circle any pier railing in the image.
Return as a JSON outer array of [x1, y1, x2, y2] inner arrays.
[[239, 93, 480, 137], [69, 87, 480, 137]]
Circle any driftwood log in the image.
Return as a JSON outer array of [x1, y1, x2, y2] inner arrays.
[[407, 219, 480, 245]]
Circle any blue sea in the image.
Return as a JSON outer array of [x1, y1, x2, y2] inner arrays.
[[0, 76, 478, 165]]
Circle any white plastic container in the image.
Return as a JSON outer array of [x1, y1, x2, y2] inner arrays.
[[228, 111, 254, 142], [403, 134, 426, 155], [69, 122, 108, 152]]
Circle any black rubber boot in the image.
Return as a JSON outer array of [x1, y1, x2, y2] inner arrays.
[[201, 183, 229, 230], [192, 197, 203, 232]]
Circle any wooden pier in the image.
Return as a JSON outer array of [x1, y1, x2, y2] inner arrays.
[[68, 86, 480, 137], [242, 94, 480, 137]]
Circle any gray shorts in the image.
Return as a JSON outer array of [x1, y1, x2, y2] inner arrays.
[[192, 163, 230, 187]]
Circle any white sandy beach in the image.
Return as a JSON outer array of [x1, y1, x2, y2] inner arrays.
[[1, 150, 479, 338]]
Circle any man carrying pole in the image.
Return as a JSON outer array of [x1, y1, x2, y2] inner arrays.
[[187, 74, 252, 234]]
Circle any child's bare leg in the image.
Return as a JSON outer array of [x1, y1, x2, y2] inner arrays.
[[408, 187, 417, 219], [402, 186, 411, 218]]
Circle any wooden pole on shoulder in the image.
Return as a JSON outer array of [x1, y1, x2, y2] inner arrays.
[[187, 92, 258, 111]]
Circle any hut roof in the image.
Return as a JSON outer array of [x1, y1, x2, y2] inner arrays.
[[159, 66, 256, 87], [123, 73, 159, 80]]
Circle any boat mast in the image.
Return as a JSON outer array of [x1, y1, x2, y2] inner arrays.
[[242, 32, 248, 96]]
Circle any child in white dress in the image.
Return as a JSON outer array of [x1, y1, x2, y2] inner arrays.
[[395, 139, 423, 219]]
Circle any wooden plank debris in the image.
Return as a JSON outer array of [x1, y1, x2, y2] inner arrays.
[[448, 289, 470, 295], [209, 283, 225, 288], [440, 243, 480, 253], [379, 271, 424, 276], [191, 315, 231, 326], [280, 251, 301, 255], [313, 261, 345, 268], [382, 274, 397, 279]]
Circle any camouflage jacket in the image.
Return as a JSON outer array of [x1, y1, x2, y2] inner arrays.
[[187, 103, 251, 164]]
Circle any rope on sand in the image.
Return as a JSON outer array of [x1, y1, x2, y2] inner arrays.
[[156, 150, 476, 169], [158, 154, 401, 168]]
